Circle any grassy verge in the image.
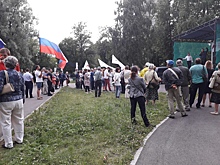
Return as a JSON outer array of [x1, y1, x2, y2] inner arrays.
[[0, 87, 169, 165]]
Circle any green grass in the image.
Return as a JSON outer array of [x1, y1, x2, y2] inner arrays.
[[0, 88, 169, 165]]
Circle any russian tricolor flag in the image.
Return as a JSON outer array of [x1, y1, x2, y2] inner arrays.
[[39, 38, 68, 69], [0, 38, 6, 48]]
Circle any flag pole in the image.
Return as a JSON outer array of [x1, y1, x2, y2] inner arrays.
[[38, 32, 41, 57]]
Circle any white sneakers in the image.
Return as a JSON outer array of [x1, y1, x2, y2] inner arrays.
[[210, 112, 219, 115]]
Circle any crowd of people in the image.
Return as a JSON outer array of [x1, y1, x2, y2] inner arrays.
[[73, 63, 161, 127], [1, 45, 220, 149]]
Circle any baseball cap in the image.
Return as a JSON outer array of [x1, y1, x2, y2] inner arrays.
[[166, 60, 174, 66], [145, 62, 150, 67]]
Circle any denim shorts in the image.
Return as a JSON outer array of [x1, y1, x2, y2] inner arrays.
[[36, 82, 43, 90]]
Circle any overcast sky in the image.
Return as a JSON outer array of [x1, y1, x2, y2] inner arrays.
[[27, 0, 118, 44]]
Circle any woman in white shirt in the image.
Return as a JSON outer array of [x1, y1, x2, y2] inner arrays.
[[183, 53, 193, 69], [113, 67, 121, 98]]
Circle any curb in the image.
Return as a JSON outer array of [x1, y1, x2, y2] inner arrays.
[[25, 88, 61, 119], [130, 116, 170, 165]]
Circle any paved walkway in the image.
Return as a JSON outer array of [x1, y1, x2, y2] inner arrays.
[[24, 85, 61, 118], [133, 87, 220, 165]]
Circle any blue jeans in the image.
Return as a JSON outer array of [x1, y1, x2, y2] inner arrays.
[[115, 85, 121, 98]]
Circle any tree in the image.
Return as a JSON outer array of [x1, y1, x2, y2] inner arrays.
[[0, 0, 38, 69], [113, 0, 156, 67], [71, 22, 94, 68], [172, 0, 220, 35], [153, 0, 173, 65]]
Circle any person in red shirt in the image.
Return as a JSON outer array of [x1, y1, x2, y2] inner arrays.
[[0, 48, 20, 71]]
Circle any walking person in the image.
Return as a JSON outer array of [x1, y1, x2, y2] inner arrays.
[[0, 56, 25, 149], [189, 58, 208, 108], [23, 68, 34, 98], [128, 66, 152, 127], [176, 59, 191, 111], [163, 60, 188, 119], [113, 67, 121, 98], [94, 67, 102, 97]]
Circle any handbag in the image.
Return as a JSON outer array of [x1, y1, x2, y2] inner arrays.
[[209, 76, 215, 89], [0, 70, 15, 95], [148, 72, 159, 89], [212, 73, 220, 90]]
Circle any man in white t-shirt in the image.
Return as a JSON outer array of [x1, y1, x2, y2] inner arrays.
[[35, 65, 43, 100]]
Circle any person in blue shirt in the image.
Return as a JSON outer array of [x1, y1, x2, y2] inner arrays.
[[189, 58, 208, 108], [59, 71, 65, 87]]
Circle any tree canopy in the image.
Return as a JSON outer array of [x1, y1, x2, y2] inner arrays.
[[0, 0, 219, 72]]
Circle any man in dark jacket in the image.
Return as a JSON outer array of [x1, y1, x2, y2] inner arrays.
[[163, 60, 188, 119], [176, 59, 191, 111]]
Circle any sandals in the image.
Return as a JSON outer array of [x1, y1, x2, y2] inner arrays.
[[37, 97, 43, 100]]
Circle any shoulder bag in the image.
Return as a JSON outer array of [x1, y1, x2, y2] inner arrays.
[[0, 70, 15, 95], [148, 71, 159, 89], [168, 68, 182, 96], [130, 79, 146, 94]]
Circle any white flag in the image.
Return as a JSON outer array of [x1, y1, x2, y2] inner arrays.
[[83, 60, 90, 70], [98, 59, 115, 70], [112, 55, 125, 70]]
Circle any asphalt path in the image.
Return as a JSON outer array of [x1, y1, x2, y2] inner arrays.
[[24, 85, 61, 118], [134, 86, 220, 165]]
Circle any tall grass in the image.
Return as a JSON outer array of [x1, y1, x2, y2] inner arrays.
[[0, 87, 169, 165]]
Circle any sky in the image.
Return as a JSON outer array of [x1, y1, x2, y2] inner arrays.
[[27, 0, 118, 44]]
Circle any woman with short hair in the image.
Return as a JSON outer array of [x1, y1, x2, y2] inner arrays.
[[0, 56, 25, 149], [128, 66, 152, 127]]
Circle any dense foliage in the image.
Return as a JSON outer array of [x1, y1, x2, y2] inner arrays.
[[0, 0, 219, 72]]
